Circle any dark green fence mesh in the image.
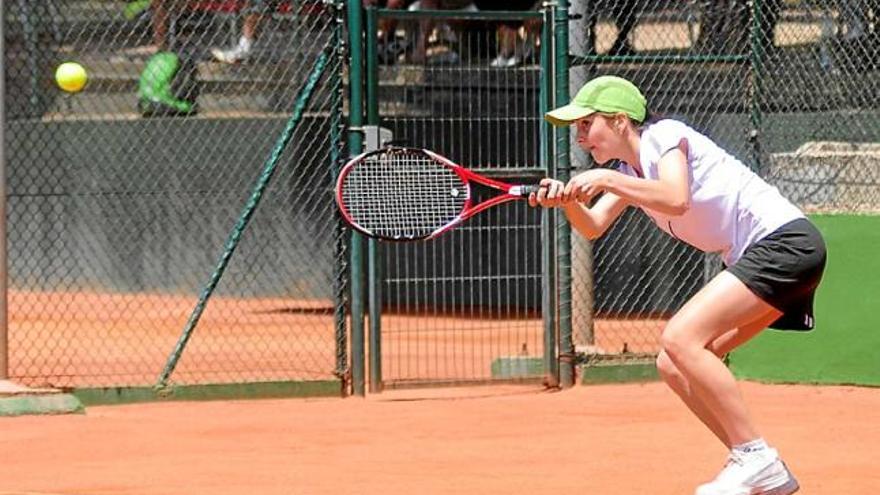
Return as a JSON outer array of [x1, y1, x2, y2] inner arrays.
[[3, 0, 345, 388], [364, 9, 551, 387], [5, 0, 878, 391], [567, 0, 880, 363]]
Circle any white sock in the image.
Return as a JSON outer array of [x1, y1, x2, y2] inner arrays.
[[238, 36, 254, 52], [733, 438, 770, 456]]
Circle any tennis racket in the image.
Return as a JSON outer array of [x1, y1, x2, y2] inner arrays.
[[335, 147, 540, 241]]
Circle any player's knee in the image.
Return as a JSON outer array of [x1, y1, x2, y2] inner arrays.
[[656, 350, 689, 392], [655, 350, 678, 380], [659, 322, 697, 362]]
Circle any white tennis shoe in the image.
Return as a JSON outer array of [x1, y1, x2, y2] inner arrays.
[[695, 448, 800, 495], [211, 43, 252, 64], [489, 55, 520, 68]]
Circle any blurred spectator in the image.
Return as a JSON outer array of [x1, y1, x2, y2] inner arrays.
[[578, 0, 638, 56], [211, 0, 282, 63], [608, 0, 637, 55], [378, 0, 474, 64], [696, 0, 780, 54], [473, 0, 539, 67], [834, 0, 879, 73], [839, 0, 875, 41], [364, 0, 419, 64], [153, 0, 206, 51], [123, 0, 195, 54], [409, 0, 476, 63]]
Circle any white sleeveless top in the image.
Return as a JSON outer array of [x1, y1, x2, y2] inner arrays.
[[617, 119, 804, 266]]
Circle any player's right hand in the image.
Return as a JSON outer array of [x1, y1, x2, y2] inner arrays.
[[528, 178, 567, 208]]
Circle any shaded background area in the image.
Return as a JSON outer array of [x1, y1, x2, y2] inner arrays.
[[3, 0, 347, 388], [3, 0, 879, 392]]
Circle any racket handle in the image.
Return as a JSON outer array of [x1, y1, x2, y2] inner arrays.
[[515, 185, 541, 197]]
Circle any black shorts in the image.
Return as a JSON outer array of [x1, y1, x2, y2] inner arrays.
[[726, 218, 827, 331]]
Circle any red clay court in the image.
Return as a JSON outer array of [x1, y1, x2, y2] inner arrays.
[[2, 381, 878, 494]]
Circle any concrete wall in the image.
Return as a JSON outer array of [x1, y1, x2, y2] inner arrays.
[[6, 116, 339, 298]]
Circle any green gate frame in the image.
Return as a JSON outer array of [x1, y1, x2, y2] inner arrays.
[[348, 4, 569, 392]]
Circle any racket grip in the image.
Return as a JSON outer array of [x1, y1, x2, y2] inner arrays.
[[517, 185, 541, 197]]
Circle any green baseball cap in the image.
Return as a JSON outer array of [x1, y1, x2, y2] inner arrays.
[[545, 75, 647, 126]]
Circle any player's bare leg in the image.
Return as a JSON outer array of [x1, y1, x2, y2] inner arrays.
[[656, 311, 780, 448], [660, 271, 799, 495], [657, 350, 730, 447]]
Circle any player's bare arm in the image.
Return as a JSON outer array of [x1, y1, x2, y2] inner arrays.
[[562, 192, 629, 239], [565, 140, 691, 216], [529, 178, 629, 239]]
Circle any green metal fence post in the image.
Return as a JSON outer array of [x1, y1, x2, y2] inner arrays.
[[554, 0, 575, 388], [748, 0, 765, 173], [365, 7, 383, 394], [347, 0, 366, 397], [0, 3, 7, 381], [156, 51, 330, 389], [541, 3, 558, 387], [331, 7, 349, 397]]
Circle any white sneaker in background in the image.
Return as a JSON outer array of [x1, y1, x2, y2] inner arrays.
[[211, 37, 254, 64], [211, 45, 252, 64], [695, 448, 800, 495], [489, 55, 519, 68], [489, 55, 507, 67]]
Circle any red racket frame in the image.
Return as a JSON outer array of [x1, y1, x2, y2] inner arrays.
[[335, 147, 537, 241]]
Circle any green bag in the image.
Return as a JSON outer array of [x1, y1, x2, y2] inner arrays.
[[137, 51, 200, 117]]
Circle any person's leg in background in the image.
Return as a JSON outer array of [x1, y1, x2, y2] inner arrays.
[[410, 0, 454, 63], [371, 0, 416, 64], [211, 0, 278, 64], [694, 0, 751, 54], [152, 0, 171, 49], [489, 22, 522, 66], [608, 0, 637, 55], [473, 0, 535, 67], [405, 0, 474, 63], [839, 0, 870, 40], [131, 0, 192, 54]]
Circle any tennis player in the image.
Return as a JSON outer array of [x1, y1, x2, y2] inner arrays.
[[532, 75, 825, 495]]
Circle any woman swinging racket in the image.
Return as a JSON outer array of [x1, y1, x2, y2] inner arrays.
[[532, 75, 826, 495]]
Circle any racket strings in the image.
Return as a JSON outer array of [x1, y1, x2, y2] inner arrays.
[[341, 151, 468, 239]]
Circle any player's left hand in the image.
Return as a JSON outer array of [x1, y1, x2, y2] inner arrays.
[[529, 178, 566, 208], [563, 169, 610, 203]]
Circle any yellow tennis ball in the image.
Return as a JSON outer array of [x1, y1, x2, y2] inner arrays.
[[55, 62, 88, 93]]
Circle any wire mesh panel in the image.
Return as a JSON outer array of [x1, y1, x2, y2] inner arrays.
[[565, 0, 880, 364], [367, 9, 548, 386], [3, 0, 346, 388], [753, 0, 880, 213], [567, 0, 745, 359]]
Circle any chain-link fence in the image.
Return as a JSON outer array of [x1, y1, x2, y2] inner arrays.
[[567, 0, 880, 364], [362, 8, 553, 387], [4, 0, 878, 394], [3, 0, 346, 389]]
